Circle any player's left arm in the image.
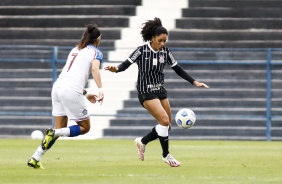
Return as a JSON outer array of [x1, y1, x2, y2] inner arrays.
[[91, 59, 104, 104], [83, 89, 98, 104], [193, 80, 209, 88], [172, 64, 209, 88]]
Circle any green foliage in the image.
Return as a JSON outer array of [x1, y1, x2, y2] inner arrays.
[[0, 139, 281, 184]]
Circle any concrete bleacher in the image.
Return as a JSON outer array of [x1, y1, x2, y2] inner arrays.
[[2, 0, 282, 48], [108, 0, 188, 61], [0, 0, 141, 47], [103, 57, 282, 140], [0, 0, 141, 138], [0, 61, 63, 137], [167, 0, 282, 48], [0, 0, 281, 141]]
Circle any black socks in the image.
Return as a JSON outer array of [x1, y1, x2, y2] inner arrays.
[[158, 136, 169, 158], [141, 127, 158, 144], [141, 126, 169, 158]]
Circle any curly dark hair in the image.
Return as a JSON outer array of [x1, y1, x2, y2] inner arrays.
[[77, 23, 101, 49], [140, 17, 168, 42]]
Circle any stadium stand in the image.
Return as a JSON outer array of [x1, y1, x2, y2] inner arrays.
[[0, 0, 141, 138], [103, 53, 282, 140], [0, 0, 141, 47], [103, 0, 282, 140], [168, 0, 282, 48], [0, 61, 63, 137], [0, 0, 281, 140]]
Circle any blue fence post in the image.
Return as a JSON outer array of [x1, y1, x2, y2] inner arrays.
[[51, 46, 58, 127], [52, 46, 58, 84], [266, 48, 272, 141]]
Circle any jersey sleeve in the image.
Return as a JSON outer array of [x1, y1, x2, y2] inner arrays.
[[166, 47, 178, 67], [94, 49, 103, 62], [127, 46, 142, 63]]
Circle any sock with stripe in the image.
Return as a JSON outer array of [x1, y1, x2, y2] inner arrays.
[[54, 125, 81, 137]]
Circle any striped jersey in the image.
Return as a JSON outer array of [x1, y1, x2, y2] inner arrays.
[[127, 42, 177, 94], [56, 44, 103, 93]]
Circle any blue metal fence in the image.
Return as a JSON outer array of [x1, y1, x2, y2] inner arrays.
[[0, 45, 281, 140]]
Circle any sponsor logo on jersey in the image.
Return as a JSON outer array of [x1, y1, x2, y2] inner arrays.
[[130, 50, 141, 61], [169, 52, 176, 64], [147, 83, 163, 91]]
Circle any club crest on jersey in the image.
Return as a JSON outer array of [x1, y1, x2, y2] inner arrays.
[[82, 109, 88, 115], [159, 55, 165, 63]]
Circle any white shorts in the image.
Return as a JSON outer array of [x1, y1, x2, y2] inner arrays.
[[51, 84, 89, 122]]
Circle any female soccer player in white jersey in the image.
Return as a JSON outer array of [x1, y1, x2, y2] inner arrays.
[[27, 24, 104, 169], [105, 18, 209, 167]]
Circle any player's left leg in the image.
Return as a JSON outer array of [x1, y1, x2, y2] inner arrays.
[[144, 98, 181, 167], [159, 98, 180, 167], [28, 116, 68, 169]]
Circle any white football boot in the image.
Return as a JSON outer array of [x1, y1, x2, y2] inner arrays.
[[134, 137, 146, 161], [162, 154, 181, 167]]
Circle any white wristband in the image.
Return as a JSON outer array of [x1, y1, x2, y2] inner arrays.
[[98, 88, 104, 93], [84, 90, 90, 97]]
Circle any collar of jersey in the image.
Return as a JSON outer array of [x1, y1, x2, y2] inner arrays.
[[87, 44, 97, 49], [147, 42, 162, 53]]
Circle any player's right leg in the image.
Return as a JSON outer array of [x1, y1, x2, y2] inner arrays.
[[41, 88, 92, 150], [134, 127, 158, 161], [50, 87, 91, 137], [134, 137, 146, 161], [41, 87, 92, 150]]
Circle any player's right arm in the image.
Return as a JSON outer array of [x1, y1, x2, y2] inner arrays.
[[104, 60, 131, 73], [105, 47, 140, 73]]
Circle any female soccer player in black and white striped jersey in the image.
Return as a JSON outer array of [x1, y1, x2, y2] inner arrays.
[[105, 17, 209, 167]]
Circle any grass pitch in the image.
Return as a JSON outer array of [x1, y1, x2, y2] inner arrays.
[[0, 139, 281, 184]]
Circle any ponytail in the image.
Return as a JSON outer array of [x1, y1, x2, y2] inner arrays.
[[77, 24, 101, 49]]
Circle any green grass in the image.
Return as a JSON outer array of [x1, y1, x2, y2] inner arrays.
[[0, 139, 281, 184]]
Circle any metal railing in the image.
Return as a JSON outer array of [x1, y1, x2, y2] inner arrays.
[[0, 45, 281, 141]]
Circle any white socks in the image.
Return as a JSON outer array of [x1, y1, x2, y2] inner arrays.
[[54, 127, 70, 137], [31, 128, 71, 161], [32, 145, 46, 161], [156, 124, 169, 137]]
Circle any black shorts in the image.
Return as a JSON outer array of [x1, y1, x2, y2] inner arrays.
[[138, 91, 168, 107]]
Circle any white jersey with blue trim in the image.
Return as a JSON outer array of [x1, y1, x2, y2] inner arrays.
[[55, 45, 103, 93]]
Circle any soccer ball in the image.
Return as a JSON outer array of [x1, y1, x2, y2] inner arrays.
[[31, 130, 44, 140], [175, 108, 196, 129]]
